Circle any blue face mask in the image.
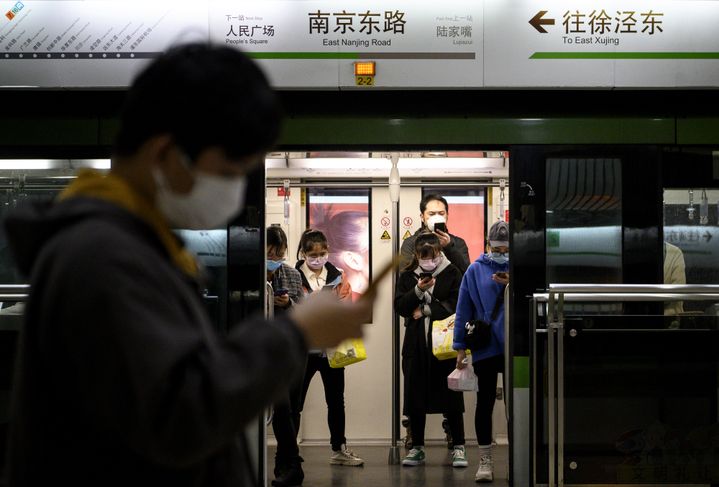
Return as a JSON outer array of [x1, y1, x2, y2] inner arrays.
[[490, 252, 509, 265], [266, 259, 283, 272]]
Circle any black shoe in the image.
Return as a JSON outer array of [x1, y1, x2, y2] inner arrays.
[[272, 457, 304, 487], [442, 418, 454, 450]]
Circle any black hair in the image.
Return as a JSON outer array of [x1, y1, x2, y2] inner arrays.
[[114, 43, 282, 161], [296, 228, 329, 260], [266, 225, 288, 252], [419, 193, 449, 214], [405, 231, 441, 271]]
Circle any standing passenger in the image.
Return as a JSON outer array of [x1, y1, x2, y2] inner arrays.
[[294, 229, 364, 467], [266, 225, 306, 487], [395, 232, 467, 468], [3, 43, 374, 487], [399, 193, 470, 449], [453, 220, 510, 482], [400, 193, 470, 273]]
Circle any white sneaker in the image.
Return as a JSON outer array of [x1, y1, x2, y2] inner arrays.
[[330, 444, 364, 466], [451, 445, 468, 468], [475, 453, 493, 482]]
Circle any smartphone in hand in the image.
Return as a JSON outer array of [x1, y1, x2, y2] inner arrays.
[[494, 272, 508, 280], [419, 272, 434, 280], [273, 288, 289, 296], [433, 222, 448, 233]]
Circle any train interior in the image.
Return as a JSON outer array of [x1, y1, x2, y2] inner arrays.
[[1, 146, 718, 487]]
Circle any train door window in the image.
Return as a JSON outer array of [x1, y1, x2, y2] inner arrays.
[[545, 157, 622, 284], [306, 188, 371, 298], [421, 187, 486, 262], [663, 187, 719, 312]]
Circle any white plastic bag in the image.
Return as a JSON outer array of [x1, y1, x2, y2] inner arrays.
[[447, 360, 478, 392]]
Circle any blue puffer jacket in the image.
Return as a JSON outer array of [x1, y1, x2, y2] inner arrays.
[[453, 254, 508, 363]]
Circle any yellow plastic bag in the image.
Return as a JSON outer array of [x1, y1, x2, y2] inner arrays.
[[327, 338, 367, 368], [432, 314, 458, 360]]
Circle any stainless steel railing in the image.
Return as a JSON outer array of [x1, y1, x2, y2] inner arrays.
[[533, 284, 719, 487]]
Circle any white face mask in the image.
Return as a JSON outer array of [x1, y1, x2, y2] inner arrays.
[[426, 214, 446, 232], [419, 255, 442, 272], [306, 255, 329, 270], [153, 163, 247, 230]]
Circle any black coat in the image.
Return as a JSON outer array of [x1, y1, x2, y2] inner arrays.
[[4, 197, 308, 487], [394, 263, 464, 415], [400, 228, 471, 274]]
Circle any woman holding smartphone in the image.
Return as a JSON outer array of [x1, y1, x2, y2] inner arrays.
[[394, 232, 467, 468], [266, 225, 306, 487], [294, 228, 364, 468], [453, 220, 510, 483]]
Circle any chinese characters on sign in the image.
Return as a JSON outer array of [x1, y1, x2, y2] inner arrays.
[[225, 15, 275, 45], [562, 10, 664, 35], [557, 9, 664, 46], [308, 10, 406, 35]]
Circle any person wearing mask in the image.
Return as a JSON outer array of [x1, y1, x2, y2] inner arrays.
[[266, 225, 305, 486], [399, 193, 471, 449], [395, 232, 467, 468], [453, 220, 510, 482], [3, 43, 374, 487], [293, 229, 364, 467], [400, 193, 471, 274]]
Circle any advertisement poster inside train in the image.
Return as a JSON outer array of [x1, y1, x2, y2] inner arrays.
[[307, 191, 370, 300]]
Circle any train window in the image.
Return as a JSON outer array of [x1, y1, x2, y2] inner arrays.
[[306, 188, 371, 298], [545, 158, 622, 284], [663, 188, 719, 312], [421, 187, 486, 262]]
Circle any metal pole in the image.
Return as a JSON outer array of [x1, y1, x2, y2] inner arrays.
[[388, 154, 401, 465]]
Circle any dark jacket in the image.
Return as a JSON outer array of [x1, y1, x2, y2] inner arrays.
[[400, 227, 470, 274], [4, 198, 308, 487], [394, 256, 464, 415], [295, 260, 351, 300]]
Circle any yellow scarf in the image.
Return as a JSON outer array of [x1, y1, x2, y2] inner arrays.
[[59, 169, 199, 278]]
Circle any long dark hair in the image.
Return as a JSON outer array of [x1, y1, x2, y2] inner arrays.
[[266, 225, 288, 254], [404, 232, 441, 272], [296, 228, 329, 260]]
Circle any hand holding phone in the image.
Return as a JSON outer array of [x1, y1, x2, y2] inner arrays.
[[433, 222, 448, 233], [492, 272, 509, 284], [273, 288, 289, 296], [419, 272, 434, 280]]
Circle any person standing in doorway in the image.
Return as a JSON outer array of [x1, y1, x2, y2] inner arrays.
[[266, 225, 306, 487], [294, 229, 364, 467], [395, 232, 467, 468], [400, 193, 471, 274], [399, 193, 471, 449], [453, 220, 510, 483]]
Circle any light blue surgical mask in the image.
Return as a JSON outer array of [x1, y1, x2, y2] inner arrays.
[[266, 259, 283, 272], [490, 252, 509, 265]]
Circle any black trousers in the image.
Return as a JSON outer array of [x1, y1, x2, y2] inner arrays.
[[293, 354, 346, 451], [272, 358, 306, 463], [474, 354, 505, 445], [406, 409, 465, 447]]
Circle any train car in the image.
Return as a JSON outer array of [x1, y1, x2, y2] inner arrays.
[[1, 2, 718, 487]]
